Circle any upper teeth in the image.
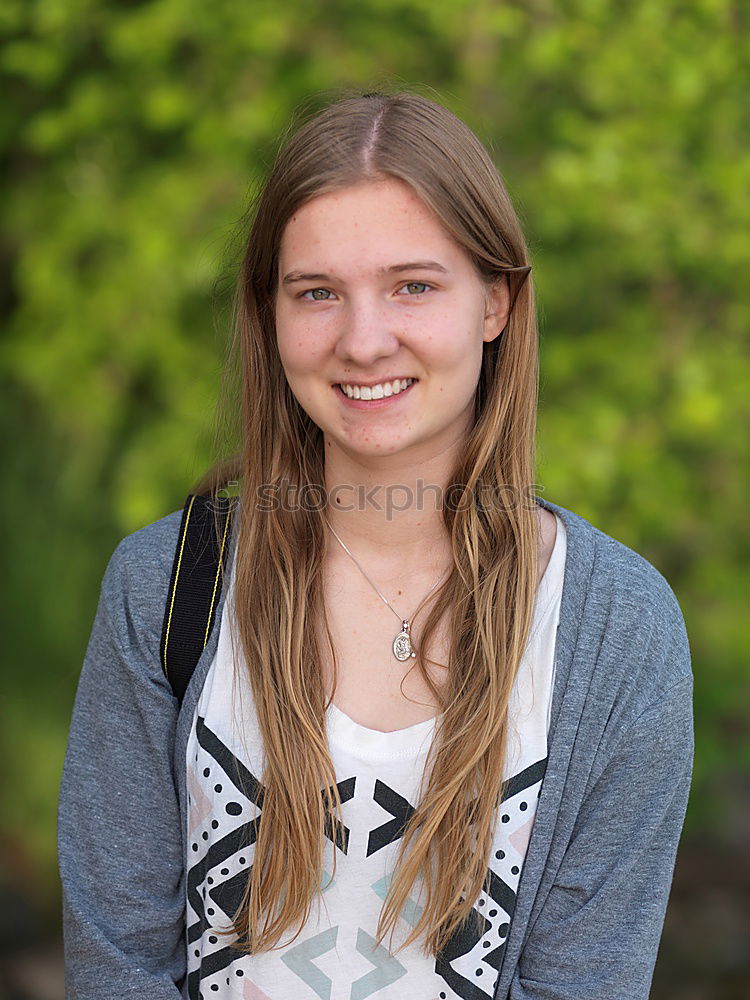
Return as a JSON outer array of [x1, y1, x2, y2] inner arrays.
[[340, 378, 414, 400]]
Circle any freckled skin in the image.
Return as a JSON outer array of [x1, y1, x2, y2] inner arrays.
[[274, 177, 510, 468]]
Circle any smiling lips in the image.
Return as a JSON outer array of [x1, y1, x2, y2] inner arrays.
[[338, 378, 415, 400]]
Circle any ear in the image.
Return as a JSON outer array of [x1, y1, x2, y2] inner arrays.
[[482, 278, 511, 343]]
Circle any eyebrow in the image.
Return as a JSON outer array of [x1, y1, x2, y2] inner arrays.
[[281, 261, 449, 284]]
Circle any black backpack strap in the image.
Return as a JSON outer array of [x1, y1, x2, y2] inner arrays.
[[160, 493, 237, 705]]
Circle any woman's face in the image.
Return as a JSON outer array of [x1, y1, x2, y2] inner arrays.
[[274, 177, 509, 468]]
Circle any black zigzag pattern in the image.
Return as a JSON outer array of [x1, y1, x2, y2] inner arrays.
[[186, 718, 264, 998], [432, 756, 548, 999], [186, 717, 548, 1000], [323, 776, 356, 853], [187, 726, 358, 997], [196, 715, 265, 808], [367, 779, 416, 856], [500, 757, 547, 802]]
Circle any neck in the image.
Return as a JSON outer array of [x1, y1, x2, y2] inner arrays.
[[323, 441, 456, 563]]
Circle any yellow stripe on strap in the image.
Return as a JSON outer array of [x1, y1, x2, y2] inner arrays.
[[162, 494, 196, 678]]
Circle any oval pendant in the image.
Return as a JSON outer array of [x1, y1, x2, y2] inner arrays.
[[393, 621, 416, 661]]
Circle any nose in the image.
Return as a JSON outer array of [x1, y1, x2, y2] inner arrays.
[[334, 296, 401, 368]]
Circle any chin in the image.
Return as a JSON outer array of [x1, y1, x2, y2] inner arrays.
[[342, 438, 411, 459]]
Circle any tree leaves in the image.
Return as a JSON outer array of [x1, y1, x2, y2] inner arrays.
[[2, 0, 747, 907]]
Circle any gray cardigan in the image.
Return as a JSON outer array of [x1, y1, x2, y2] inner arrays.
[[58, 497, 694, 999]]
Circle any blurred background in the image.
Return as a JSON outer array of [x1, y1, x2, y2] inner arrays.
[[1, 0, 748, 997]]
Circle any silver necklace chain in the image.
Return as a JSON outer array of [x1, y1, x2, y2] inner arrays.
[[325, 519, 446, 662]]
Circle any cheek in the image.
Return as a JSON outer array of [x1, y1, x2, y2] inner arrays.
[[275, 312, 326, 378], [429, 307, 485, 369], [426, 308, 485, 399], [276, 332, 305, 375]]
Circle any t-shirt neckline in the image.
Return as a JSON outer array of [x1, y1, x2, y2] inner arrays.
[[327, 514, 565, 757]]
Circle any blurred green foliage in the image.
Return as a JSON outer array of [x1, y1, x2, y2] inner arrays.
[[1, 0, 748, 917]]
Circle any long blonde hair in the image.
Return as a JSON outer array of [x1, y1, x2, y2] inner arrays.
[[197, 91, 539, 957]]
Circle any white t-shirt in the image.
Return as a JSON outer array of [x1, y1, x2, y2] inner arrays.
[[185, 514, 567, 1000]]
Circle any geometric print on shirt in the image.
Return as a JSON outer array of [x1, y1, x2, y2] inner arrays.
[[186, 717, 547, 1000], [433, 758, 548, 999]]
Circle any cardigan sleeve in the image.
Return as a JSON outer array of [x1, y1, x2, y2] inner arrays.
[[507, 675, 694, 1000], [58, 527, 185, 999]]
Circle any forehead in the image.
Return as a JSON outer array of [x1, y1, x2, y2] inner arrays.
[[277, 177, 468, 274]]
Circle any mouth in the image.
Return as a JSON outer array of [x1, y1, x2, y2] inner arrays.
[[335, 377, 416, 401]]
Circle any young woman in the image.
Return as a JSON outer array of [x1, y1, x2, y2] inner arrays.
[[59, 92, 693, 1000]]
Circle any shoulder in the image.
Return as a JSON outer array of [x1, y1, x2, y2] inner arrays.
[[109, 507, 183, 580], [99, 508, 184, 662], [539, 498, 692, 708]]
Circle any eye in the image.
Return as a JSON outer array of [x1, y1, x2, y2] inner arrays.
[[301, 288, 335, 301], [398, 281, 431, 296]]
